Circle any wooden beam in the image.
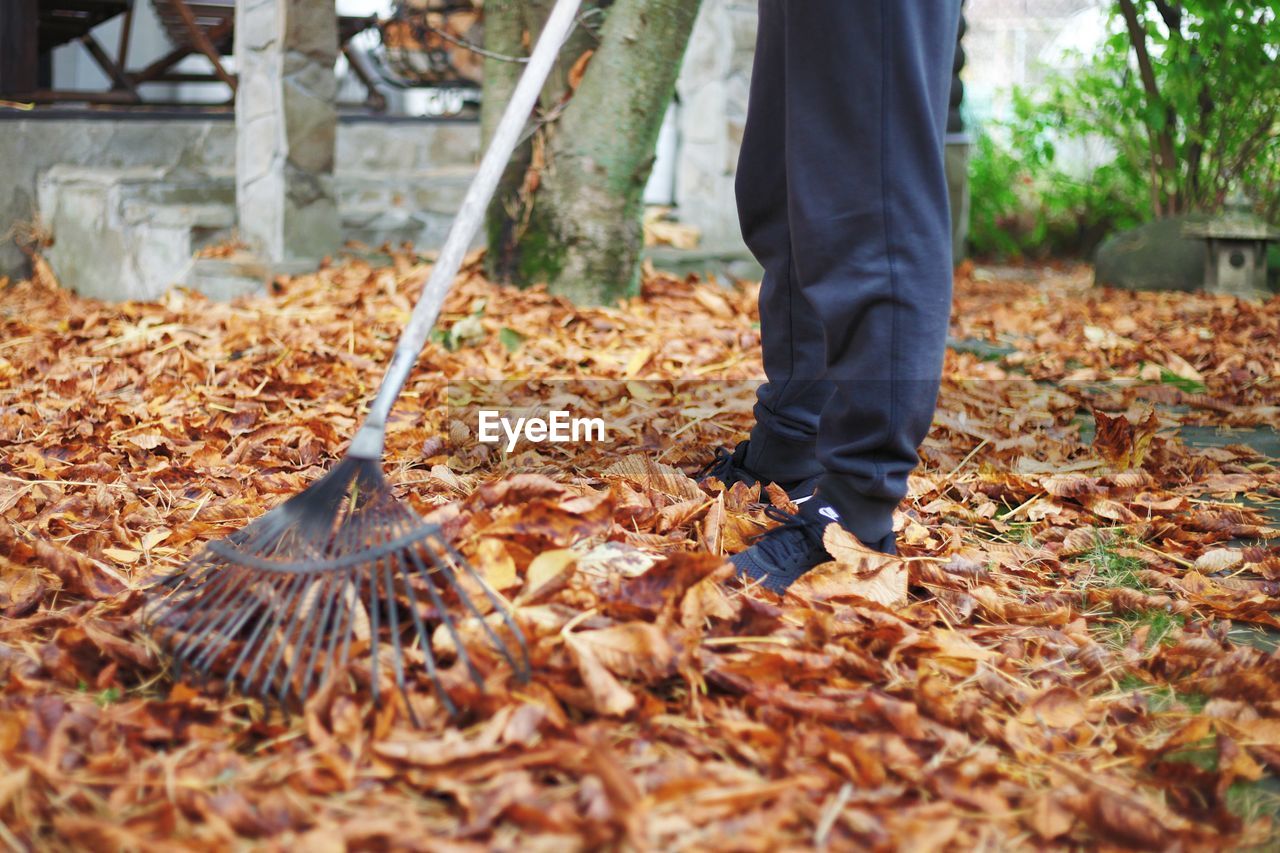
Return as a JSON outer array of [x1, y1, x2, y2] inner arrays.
[[0, 0, 39, 96], [128, 17, 233, 85], [116, 2, 135, 70], [79, 32, 139, 97], [171, 0, 237, 91]]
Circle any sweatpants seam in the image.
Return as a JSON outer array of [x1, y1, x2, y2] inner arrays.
[[878, 0, 897, 498], [774, 0, 795, 433], [761, 0, 795, 440]]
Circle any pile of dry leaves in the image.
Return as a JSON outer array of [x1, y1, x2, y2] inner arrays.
[[1, 254, 1278, 850]]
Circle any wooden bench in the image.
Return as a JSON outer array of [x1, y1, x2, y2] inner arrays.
[[0, 0, 383, 110], [135, 0, 385, 109]]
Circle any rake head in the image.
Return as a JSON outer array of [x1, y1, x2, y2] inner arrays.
[[144, 454, 530, 721]]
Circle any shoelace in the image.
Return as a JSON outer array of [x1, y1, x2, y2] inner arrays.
[[748, 504, 827, 561], [693, 445, 738, 482]]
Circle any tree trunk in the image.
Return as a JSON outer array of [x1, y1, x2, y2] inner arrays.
[[484, 0, 701, 304], [1117, 0, 1181, 216]]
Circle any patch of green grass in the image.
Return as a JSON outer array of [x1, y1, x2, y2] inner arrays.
[[1082, 539, 1149, 592], [1094, 610, 1185, 651], [1157, 366, 1209, 395], [1227, 778, 1280, 831], [1135, 611, 1184, 647], [1113, 675, 1208, 714], [1163, 749, 1280, 835], [1165, 736, 1220, 771], [498, 327, 525, 353], [1175, 689, 1209, 715], [1079, 539, 1187, 651]]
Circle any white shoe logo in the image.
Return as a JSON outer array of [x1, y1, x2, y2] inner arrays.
[[818, 505, 841, 522]]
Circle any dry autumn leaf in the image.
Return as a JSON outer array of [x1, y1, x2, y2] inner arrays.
[[565, 630, 636, 717], [785, 525, 907, 606], [1, 255, 1277, 849]]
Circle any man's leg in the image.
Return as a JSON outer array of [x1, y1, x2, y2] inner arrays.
[[733, 0, 829, 488], [786, 0, 960, 545]]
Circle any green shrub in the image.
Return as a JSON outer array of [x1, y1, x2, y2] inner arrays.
[[967, 0, 1280, 260], [967, 105, 1147, 260]]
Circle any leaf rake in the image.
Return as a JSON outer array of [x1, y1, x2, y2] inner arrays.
[[144, 0, 584, 718]]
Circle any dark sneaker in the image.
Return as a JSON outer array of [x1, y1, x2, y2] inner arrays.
[[694, 440, 819, 503], [730, 498, 896, 593]]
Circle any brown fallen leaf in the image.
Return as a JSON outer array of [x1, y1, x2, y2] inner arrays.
[[567, 622, 677, 684], [1018, 685, 1088, 729], [1091, 409, 1160, 470], [475, 537, 519, 590], [521, 548, 577, 602], [785, 525, 906, 606], [565, 631, 636, 717]]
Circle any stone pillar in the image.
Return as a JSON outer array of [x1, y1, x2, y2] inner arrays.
[[674, 0, 754, 254], [234, 0, 340, 266]]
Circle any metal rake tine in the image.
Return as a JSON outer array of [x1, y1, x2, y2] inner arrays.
[[442, 537, 527, 676], [334, 569, 361, 691], [158, 575, 238, 681], [331, 507, 400, 713], [297, 568, 345, 703], [380, 552, 420, 727], [185, 580, 263, 680], [256, 527, 348, 701], [166, 562, 243, 660], [244, 571, 312, 698], [394, 545, 457, 717], [240, 510, 293, 554], [228, 573, 301, 697], [321, 500, 356, 560], [176, 567, 260, 672], [147, 560, 222, 639], [405, 544, 484, 689], [381, 496, 458, 710], [311, 508, 367, 698], [268, 573, 332, 703], [318, 568, 358, 699], [184, 536, 312, 679], [151, 565, 195, 591], [362, 531, 382, 706], [142, 570, 192, 638], [435, 537, 524, 676]]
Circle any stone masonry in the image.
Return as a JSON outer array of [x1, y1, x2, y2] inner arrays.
[[0, 118, 478, 298], [234, 0, 340, 265], [4, 1, 969, 299], [673, 0, 756, 254]]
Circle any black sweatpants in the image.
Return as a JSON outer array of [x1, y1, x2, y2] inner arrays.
[[736, 0, 961, 545]]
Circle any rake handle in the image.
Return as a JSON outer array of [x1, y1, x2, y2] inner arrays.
[[350, 0, 584, 459]]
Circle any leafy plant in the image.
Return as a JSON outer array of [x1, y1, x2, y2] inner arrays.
[[968, 0, 1280, 258], [1107, 0, 1280, 219], [968, 119, 1146, 259]]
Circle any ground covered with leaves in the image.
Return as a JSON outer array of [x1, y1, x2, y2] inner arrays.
[[1, 255, 1279, 850]]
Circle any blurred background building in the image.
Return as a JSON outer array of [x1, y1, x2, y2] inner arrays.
[[2, 0, 1112, 295]]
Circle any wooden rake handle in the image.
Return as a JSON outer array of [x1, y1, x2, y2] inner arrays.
[[350, 0, 585, 459]]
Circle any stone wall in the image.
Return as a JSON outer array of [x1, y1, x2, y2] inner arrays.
[[0, 118, 231, 281], [0, 116, 480, 282], [673, 0, 756, 254], [5, 1, 978, 292], [234, 0, 341, 266]]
